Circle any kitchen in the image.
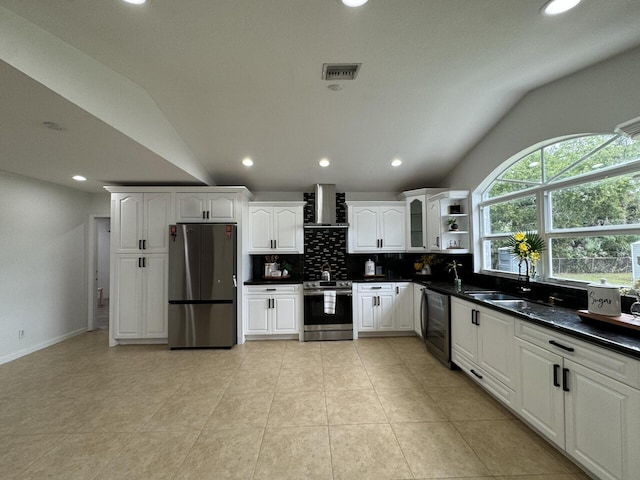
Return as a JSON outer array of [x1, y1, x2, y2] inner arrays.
[[2, 1, 640, 479]]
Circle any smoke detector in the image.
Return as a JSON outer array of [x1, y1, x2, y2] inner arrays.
[[322, 63, 361, 81], [615, 116, 640, 140]]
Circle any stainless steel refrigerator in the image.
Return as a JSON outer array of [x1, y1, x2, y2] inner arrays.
[[168, 224, 237, 348]]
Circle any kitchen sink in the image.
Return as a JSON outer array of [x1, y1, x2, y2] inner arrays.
[[466, 291, 522, 302], [487, 299, 529, 309]]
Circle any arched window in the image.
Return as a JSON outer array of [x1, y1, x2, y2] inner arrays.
[[477, 133, 640, 287]]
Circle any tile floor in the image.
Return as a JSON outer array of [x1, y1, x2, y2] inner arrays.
[[0, 332, 592, 480]]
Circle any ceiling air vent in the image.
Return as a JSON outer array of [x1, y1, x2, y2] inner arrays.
[[615, 116, 640, 140], [322, 63, 361, 81]]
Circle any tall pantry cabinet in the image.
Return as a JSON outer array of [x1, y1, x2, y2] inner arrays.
[[109, 192, 172, 342]]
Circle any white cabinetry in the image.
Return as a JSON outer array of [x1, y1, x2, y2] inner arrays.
[[427, 191, 470, 254], [347, 202, 406, 253], [355, 282, 413, 332], [110, 191, 171, 342], [175, 192, 237, 222], [413, 283, 425, 337], [112, 254, 168, 339], [514, 320, 640, 480], [394, 283, 414, 330], [247, 203, 304, 253], [451, 298, 516, 405], [244, 285, 301, 335], [399, 188, 443, 252], [112, 192, 172, 253]]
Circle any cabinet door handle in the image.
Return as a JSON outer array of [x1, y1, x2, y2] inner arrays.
[[202, 211, 206, 219], [142, 239, 146, 250], [562, 367, 570, 392], [380, 239, 383, 248], [471, 309, 475, 325], [142, 257, 146, 268], [396, 286, 399, 294], [553, 364, 561, 387], [138, 257, 142, 268], [470, 369, 483, 380], [207, 211, 210, 219], [138, 240, 142, 250], [274, 240, 277, 249], [549, 340, 575, 352], [475, 310, 480, 326], [436, 236, 440, 248]]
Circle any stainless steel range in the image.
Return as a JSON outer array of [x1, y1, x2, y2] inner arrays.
[[303, 280, 353, 341]]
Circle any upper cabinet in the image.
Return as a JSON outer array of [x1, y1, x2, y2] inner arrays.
[[175, 192, 237, 222], [247, 202, 305, 253], [112, 192, 172, 254], [347, 202, 406, 253], [399, 188, 443, 252], [426, 190, 470, 254]]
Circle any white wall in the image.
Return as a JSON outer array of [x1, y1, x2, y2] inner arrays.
[[0, 172, 94, 363], [443, 46, 640, 191]]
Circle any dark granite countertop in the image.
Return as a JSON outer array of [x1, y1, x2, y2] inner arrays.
[[244, 277, 303, 285], [417, 280, 640, 361], [351, 277, 414, 283]]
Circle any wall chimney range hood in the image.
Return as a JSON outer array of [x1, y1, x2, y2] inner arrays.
[[304, 184, 349, 228]]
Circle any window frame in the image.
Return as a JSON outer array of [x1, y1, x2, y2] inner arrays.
[[476, 133, 640, 287]]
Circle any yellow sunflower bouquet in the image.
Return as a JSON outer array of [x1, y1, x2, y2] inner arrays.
[[506, 231, 545, 280]]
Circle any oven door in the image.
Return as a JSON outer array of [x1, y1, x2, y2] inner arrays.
[[303, 291, 353, 340]]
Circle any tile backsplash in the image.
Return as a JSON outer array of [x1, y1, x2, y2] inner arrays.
[[303, 191, 347, 280]]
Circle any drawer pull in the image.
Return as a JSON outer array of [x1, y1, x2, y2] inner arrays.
[[266, 288, 277, 292], [549, 340, 575, 352], [470, 369, 483, 380]]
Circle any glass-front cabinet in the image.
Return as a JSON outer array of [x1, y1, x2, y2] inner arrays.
[[400, 188, 442, 252]]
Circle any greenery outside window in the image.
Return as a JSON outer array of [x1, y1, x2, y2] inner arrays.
[[478, 133, 640, 287]]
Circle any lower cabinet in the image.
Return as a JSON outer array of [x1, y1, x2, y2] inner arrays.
[[355, 282, 414, 332], [244, 285, 301, 335], [514, 320, 640, 480], [112, 254, 168, 339], [413, 283, 424, 337], [450, 298, 516, 405]]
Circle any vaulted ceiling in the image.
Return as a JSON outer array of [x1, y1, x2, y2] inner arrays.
[[2, 0, 640, 193]]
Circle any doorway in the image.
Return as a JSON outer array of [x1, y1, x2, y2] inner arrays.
[[89, 217, 111, 331]]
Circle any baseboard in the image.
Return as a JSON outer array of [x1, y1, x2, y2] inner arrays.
[[0, 327, 87, 365]]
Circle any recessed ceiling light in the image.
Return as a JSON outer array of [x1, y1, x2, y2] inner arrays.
[[242, 157, 254, 167], [122, 0, 146, 4], [391, 159, 402, 167], [319, 158, 330, 167], [342, 0, 368, 7], [72, 175, 87, 182], [541, 0, 581, 16]]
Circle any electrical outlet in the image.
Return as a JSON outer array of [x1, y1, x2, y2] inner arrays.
[[18, 329, 25, 339]]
